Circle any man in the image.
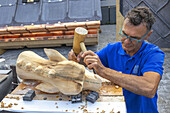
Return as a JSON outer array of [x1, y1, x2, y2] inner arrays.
[[68, 7, 165, 113]]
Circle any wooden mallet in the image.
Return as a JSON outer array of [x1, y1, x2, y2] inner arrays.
[[73, 27, 96, 74], [73, 27, 88, 55]]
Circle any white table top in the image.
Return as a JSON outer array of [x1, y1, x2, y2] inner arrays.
[[0, 95, 126, 113]]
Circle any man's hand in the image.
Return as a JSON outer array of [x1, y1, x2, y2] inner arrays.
[[68, 49, 82, 62], [82, 50, 105, 74]]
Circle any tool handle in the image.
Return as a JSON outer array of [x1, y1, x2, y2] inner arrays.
[[80, 42, 87, 52]]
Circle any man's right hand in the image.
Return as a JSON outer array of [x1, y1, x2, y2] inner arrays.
[[68, 49, 82, 62]]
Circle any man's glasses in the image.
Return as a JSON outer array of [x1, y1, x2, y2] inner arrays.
[[119, 27, 149, 43]]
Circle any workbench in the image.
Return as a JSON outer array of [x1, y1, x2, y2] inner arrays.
[[0, 80, 126, 113]]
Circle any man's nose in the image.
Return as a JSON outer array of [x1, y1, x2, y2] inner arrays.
[[124, 38, 132, 43]]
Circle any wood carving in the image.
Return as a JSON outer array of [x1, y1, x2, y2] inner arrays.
[[16, 48, 102, 95]]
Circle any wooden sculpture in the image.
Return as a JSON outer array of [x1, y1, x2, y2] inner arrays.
[[16, 48, 102, 95]]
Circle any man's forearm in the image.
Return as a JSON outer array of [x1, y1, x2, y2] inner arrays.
[[98, 67, 160, 98]]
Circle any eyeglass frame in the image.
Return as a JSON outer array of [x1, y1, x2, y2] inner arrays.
[[119, 27, 150, 43]]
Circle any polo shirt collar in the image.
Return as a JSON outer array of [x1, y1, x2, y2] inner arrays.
[[118, 40, 146, 58]]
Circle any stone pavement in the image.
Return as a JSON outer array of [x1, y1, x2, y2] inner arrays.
[[0, 25, 169, 113], [158, 51, 170, 113]]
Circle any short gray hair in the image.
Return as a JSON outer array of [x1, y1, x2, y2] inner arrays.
[[125, 6, 156, 31]]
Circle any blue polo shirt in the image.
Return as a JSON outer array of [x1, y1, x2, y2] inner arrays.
[[96, 41, 165, 113]]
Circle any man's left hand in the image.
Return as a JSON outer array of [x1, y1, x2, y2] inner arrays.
[[82, 50, 104, 74]]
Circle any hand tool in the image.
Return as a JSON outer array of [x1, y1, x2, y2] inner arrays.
[[71, 93, 82, 103], [73, 27, 96, 74], [73, 27, 88, 55], [86, 91, 99, 103], [23, 90, 36, 101]]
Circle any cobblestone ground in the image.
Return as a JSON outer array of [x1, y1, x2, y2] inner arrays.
[[0, 25, 169, 113], [158, 51, 170, 113]]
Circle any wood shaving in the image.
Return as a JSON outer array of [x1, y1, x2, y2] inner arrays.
[[9, 96, 20, 100], [101, 110, 106, 113], [5, 96, 9, 98], [110, 111, 115, 113], [16, 97, 20, 100], [80, 105, 85, 110], [14, 103, 18, 105], [83, 109, 88, 112], [8, 103, 13, 108], [1, 101, 4, 108], [115, 85, 119, 89]]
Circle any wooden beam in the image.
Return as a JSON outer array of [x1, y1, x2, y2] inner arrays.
[[0, 35, 98, 49], [116, 0, 124, 42]]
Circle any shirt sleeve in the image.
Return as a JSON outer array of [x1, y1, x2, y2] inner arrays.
[[141, 50, 165, 77]]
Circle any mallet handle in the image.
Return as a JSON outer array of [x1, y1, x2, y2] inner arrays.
[[80, 42, 87, 52]]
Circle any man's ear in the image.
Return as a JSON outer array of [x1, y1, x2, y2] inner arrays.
[[145, 30, 153, 40]]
